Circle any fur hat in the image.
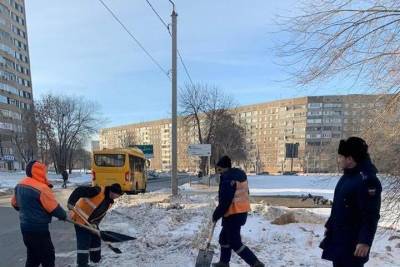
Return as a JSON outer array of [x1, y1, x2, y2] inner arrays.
[[338, 137, 369, 163], [216, 156, 232, 169]]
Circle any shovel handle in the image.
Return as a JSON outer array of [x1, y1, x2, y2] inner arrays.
[[205, 222, 216, 249], [65, 218, 100, 236]]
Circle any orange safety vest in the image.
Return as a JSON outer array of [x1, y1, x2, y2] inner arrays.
[[224, 180, 251, 217], [70, 187, 112, 225]]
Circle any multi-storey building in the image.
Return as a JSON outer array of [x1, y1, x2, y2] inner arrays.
[[0, 0, 33, 170], [100, 94, 390, 173]]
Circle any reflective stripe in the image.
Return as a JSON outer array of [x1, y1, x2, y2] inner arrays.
[[83, 198, 97, 209], [77, 250, 89, 254], [75, 206, 89, 220], [221, 244, 230, 248], [235, 245, 246, 254], [89, 247, 101, 252]]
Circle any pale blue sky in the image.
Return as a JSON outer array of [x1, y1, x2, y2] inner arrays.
[[24, 1, 359, 127]]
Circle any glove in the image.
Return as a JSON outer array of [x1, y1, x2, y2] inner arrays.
[[67, 203, 74, 210]]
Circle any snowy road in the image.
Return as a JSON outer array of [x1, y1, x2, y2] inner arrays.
[[0, 175, 198, 267]]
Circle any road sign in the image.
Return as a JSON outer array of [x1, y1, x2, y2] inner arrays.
[[135, 145, 154, 159], [188, 144, 211, 156], [0, 155, 15, 161], [285, 143, 299, 158]]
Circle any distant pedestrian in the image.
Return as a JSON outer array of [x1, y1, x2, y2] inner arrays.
[[212, 156, 264, 267], [61, 169, 68, 189], [320, 137, 382, 267], [11, 160, 67, 267], [68, 183, 123, 267]]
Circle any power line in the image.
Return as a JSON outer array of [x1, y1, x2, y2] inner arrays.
[[97, 0, 171, 80], [144, 0, 194, 86], [145, 0, 169, 29]]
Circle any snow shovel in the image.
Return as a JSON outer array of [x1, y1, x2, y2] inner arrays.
[[195, 222, 216, 267], [65, 218, 136, 254]]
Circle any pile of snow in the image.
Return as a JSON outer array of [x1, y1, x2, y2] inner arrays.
[[98, 189, 400, 267]]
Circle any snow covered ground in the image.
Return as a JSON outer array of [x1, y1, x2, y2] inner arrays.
[[247, 175, 339, 200], [97, 187, 400, 267], [0, 171, 92, 190]]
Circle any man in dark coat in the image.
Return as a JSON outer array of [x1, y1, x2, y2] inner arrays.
[[61, 169, 68, 189], [11, 160, 67, 267], [321, 137, 382, 267], [212, 156, 264, 267]]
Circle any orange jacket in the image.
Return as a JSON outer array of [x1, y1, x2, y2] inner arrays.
[[11, 161, 66, 232], [70, 186, 112, 225], [224, 180, 251, 217]]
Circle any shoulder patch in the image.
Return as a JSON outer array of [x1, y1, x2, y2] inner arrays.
[[360, 171, 368, 180], [368, 188, 377, 196]]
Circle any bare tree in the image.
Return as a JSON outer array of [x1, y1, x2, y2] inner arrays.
[[180, 84, 239, 174], [35, 94, 101, 173], [211, 112, 247, 165], [276, 0, 400, 225], [11, 109, 37, 165]]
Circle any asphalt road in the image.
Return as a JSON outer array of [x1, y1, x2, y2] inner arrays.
[[0, 175, 198, 267]]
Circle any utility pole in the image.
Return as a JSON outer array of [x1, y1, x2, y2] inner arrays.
[[170, 1, 178, 196]]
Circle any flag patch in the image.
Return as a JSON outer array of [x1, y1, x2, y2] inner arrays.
[[368, 188, 376, 196]]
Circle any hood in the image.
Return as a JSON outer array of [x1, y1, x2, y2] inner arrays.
[[26, 161, 50, 186], [359, 155, 378, 178], [221, 167, 247, 182]]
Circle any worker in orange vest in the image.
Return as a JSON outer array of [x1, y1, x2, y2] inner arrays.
[[67, 183, 123, 267], [212, 156, 264, 267]]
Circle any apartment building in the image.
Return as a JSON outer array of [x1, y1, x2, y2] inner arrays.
[[0, 0, 33, 170], [100, 94, 390, 173]]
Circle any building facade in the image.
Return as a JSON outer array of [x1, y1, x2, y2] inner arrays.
[[100, 94, 389, 173], [0, 0, 33, 170]]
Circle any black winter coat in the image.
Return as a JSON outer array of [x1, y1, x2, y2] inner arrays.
[[212, 168, 248, 227], [321, 159, 382, 264]]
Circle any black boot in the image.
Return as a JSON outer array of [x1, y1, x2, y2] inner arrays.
[[236, 246, 258, 266], [252, 260, 265, 267]]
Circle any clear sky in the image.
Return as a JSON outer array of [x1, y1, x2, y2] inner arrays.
[[24, 0, 360, 128]]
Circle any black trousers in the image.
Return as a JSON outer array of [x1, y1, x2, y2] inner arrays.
[[218, 219, 258, 265], [74, 225, 101, 267], [22, 230, 55, 267]]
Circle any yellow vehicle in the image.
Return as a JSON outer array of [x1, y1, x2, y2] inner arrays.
[[91, 148, 147, 193]]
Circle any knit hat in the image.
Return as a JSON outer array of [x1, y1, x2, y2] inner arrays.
[[109, 183, 123, 195], [216, 156, 232, 169], [338, 137, 369, 163]]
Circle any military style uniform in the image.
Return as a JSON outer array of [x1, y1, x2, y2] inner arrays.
[[321, 159, 382, 267]]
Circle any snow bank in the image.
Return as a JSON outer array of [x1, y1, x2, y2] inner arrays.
[[98, 190, 400, 267]]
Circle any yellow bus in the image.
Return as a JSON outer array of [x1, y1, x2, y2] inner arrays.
[[91, 148, 147, 193]]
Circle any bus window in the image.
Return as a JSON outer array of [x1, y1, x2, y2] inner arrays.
[[129, 156, 134, 172], [133, 157, 143, 172], [94, 154, 125, 167]]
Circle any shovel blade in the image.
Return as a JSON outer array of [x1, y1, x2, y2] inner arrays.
[[100, 231, 136, 243], [195, 248, 214, 267]]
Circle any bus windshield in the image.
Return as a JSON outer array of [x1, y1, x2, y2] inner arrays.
[[94, 154, 125, 167]]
